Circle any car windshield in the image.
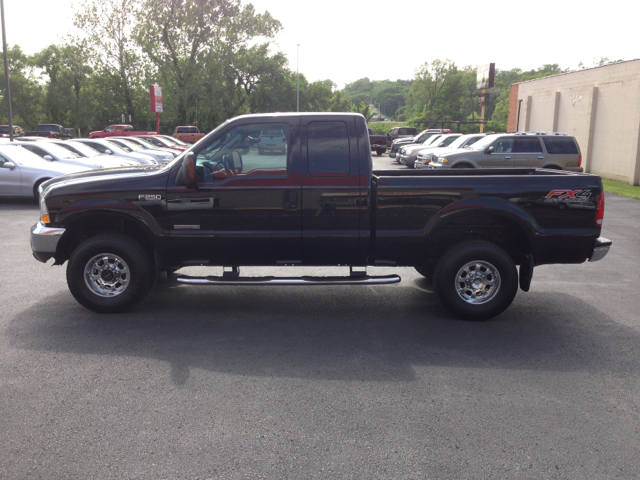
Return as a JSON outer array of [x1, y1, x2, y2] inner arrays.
[[58, 142, 101, 157], [98, 141, 128, 154], [423, 135, 442, 146], [137, 137, 162, 147], [0, 145, 47, 165], [113, 138, 142, 150], [106, 139, 136, 152], [122, 138, 150, 149], [162, 135, 187, 146], [41, 143, 81, 159], [469, 135, 500, 151], [447, 135, 476, 149]]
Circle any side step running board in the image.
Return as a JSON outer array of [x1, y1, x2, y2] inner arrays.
[[176, 274, 401, 286]]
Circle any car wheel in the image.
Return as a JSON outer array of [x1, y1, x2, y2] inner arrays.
[[66, 234, 154, 313], [33, 178, 50, 200], [376, 149, 384, 156], [433, 240, 518, 320]]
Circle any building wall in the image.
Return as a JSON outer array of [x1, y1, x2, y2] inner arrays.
[[507, 59, 640, 185]]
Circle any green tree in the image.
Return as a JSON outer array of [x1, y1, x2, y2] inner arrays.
[[0, 45, 44, 129]]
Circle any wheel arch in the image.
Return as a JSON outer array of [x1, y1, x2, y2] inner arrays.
[[54, 211, 157, 265]]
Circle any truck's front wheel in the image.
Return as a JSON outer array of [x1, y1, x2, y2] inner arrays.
[[434, 241, 518, 320], [66, 234, 154, 313]]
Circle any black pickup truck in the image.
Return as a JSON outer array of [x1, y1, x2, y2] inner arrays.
[[31, 113, 611, 320], [24, 124, 73, 139]]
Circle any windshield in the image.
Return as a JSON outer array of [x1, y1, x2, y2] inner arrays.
[[447, 135, 476, 149], [106, 139, 136, 152], [98, 141, 128, 154], [423, 135, 442, 146], [162, 135, 187, 146], [469, 135, 500, 151], [41, 143, 81, 159], [122, 138, 151, 149], [0, 145, 47, 165], [58, 142, 101, 157], [137, 137, 162, 148]]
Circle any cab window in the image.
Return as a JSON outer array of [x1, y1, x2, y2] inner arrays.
[[307, 121, 350, 177], [195, 123, 289, 182]]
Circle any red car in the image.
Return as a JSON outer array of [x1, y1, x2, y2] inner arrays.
[[90, 124, 156, 139]]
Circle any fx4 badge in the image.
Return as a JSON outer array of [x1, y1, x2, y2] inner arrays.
[[138, 194, 162, 201], [545, 189, 591, 203]]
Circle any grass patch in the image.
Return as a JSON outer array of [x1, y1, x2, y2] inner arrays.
[[602, 178, 640, 199]]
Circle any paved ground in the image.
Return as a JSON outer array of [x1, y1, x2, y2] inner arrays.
[[1, 180, 639, 479]]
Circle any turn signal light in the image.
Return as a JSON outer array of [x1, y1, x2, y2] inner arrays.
[[41, 215, 50, 224], [579, 155, 582, 167]]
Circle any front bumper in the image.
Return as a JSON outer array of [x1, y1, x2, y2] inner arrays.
[[427, 162, 451, 169], [589, 237, 612, 262], [31, 222, 65, 263]]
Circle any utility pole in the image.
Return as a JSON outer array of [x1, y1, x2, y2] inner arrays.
[[296, 44, 300, 112], [1, 0, 14, 142]]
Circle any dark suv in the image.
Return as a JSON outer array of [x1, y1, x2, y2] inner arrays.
[[386, 126, 418, 146]]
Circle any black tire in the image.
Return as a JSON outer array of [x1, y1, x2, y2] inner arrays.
[[33, 178, 50, 200], [66, 234, 154, 313], [376, 149, 384, 156], [433, 240, 518, 320]]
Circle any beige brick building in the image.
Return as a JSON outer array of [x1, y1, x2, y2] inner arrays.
[[507, 59, 640, 185]]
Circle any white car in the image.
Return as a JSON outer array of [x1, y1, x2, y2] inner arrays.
[[47, 140, 139, 167], [0, 144, 89, 198], [114, 137, 176, 160], [70, 139, 157, 165], [414, 134, 488, 169], [107, 138, 174, 163], [14, 141, 109, 169]]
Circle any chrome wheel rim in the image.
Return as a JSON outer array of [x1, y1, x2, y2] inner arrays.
[[84, 253, 130, 297], [455, 260, 501, 304]]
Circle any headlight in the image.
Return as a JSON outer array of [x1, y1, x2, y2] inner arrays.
[[441, 158, 448, 163], [40, 194, 50, 224]]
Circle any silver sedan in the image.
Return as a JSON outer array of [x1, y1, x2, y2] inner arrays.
[[0, 144, 89, 198]]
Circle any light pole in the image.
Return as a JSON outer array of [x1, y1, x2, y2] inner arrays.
[[296, 44, 300, 112], [1, 0, 14, 142]]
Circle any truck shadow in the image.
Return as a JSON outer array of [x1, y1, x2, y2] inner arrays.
[[7, 283, 639, 386]]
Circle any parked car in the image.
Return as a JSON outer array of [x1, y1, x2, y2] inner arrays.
[[108, 137, 175, 163], [258, 128, 286, 154], [32, 112, 610, 321], [397, 134, 463, 168], [389, 129, 451, 158], [0, 144, 88, 198], [48, 140, 139, 167], [367, 128, 388, 156], [427, 132, 584, 171], [0, 125, 25, 137], [159, 135, 188, 147], [24, 124, 72, 139], [414, 134, 487, 169], [386, 126, 418, 146], [172, 126, 205, 144], [135, 135, 188, 152], [393, 134, 444, 165], [70, 139, 157, 165], [89, 124, 156, 139], [14, 141, 111, 169]]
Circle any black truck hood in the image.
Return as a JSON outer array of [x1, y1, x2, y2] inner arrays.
[[41, 164, 170, 197]]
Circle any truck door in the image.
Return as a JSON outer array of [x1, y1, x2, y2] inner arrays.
[[166, 120, 302, 266], [300, 117, 364, 265]]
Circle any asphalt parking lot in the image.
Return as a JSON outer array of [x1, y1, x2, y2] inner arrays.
[[1, 178, 639, 478]]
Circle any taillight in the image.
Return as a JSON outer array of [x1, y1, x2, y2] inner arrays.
[[595, 192, 605, 226], [579, 155, 582, 167]]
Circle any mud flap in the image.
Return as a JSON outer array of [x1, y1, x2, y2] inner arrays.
[[519, 254, 534, 292]]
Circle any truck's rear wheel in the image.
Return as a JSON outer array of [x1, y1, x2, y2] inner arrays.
[[376, 148, 384, 156], [433, 241, 518, 320], [66, 234, 154, 313]]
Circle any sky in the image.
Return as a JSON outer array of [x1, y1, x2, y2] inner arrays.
[[4, 0, 640, 89]]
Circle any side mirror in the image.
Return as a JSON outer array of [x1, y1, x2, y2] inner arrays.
[[486, 146, 494, 154], [2, 162, 15, 169], [43, 155, 54, 161], [104, 150, 113, 155], [175, 152, 196, 186]]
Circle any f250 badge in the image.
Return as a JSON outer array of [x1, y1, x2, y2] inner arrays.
[[545, 189, 591, 203], [138, 194, 162, 201]]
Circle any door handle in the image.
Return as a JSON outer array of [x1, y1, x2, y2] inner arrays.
[[283, 190, 298, 210], [538, 156, 544, 159], [504, 156, 511, 159]]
